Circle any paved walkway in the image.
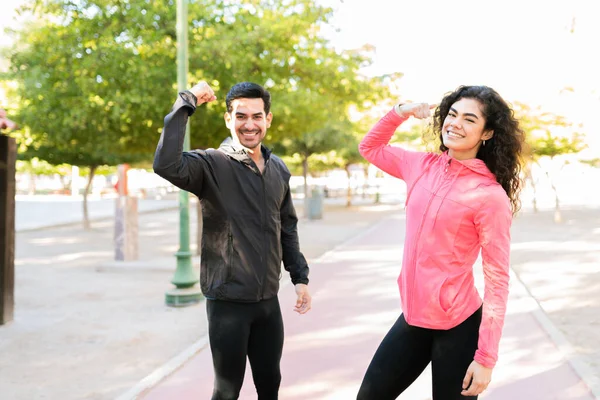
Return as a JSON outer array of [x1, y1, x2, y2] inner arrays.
[[3, 194, 598, 400], [135, 214, 596, 400]]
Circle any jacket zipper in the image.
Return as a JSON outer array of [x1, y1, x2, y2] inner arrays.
[[407, 158, 452, 319], [259, 158, 270, 300], [227, 233, 234, 282]]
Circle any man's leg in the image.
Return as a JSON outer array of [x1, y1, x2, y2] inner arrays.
[[356, 314, 433, 400], [207, 299, 253, 400], [431, 307, 482, 400], [247, 296, 284, 400]]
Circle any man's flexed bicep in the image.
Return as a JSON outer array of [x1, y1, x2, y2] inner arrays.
[[153, 91, 208, 196]]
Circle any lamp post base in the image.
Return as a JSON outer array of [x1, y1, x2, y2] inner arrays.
[[165, 287, 203, 307]]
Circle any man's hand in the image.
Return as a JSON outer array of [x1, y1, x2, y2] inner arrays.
[[294, 284, 311, 314], [394, 103, 436, 120], [189, 81, 217, 105], [461, 360, 493, 396]]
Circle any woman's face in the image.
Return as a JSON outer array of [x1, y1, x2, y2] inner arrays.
[[441, 97, 494, 160]]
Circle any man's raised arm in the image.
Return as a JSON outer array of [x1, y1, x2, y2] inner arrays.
[[153, 82, 216, 194]]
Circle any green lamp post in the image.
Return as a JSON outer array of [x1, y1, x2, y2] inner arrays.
[[165, 0, 203, 306]]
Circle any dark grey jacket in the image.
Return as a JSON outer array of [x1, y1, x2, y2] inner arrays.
[[153, 91, 309, 302]]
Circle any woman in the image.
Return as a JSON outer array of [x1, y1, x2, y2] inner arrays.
[[357, 86, 525, 400]]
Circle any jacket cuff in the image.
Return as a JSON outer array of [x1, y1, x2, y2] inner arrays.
[[291, 277, 309, 285], [178, 91, 198, 115], [474, 350, 496, 369]]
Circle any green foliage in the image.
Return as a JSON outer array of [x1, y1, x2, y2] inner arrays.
[[15, 157, 66, 176], [3, 0, 392, 173], [513, 102, 586, 160], [5, 0, 179, 167]]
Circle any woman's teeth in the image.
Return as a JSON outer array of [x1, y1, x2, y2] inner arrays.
[[447, 131, 463, 139]]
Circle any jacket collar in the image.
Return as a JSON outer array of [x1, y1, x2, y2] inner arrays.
[[441, 151, 495, 179], [218, 136, 272, 167]]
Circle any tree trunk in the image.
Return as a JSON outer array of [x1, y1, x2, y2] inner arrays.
[[196, 200, 203, 256], [302, 156, 309, 218], [82, 165, 97, 230], [362, 164, 369, 199], [525, 162, 538, 213], [28, 172, 36, 195], [345, 164, 352, 207], [544, 165, 561, 223], [375, 170, 382, 204]]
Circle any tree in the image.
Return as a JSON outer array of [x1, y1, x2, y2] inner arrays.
[[3, 0, 391, 227], [4, 0, 178, 227], [514, 102, 586, 221]]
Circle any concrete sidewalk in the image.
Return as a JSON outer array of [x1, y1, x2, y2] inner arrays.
[[133, 214, 596, 400]]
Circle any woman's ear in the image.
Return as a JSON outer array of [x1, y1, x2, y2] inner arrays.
[[482, 130, 494, 141]]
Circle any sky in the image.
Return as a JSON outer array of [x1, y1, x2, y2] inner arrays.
[[2, 0, 599, 154], [319, 0, 600, 154]]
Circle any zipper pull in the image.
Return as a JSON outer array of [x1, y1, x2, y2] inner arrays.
[[445, 159, 451, 173]]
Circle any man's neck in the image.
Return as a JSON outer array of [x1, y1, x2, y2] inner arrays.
[[246, 145, 262, 162]]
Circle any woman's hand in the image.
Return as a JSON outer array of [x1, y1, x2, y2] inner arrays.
[[394, 103, 436, 119], [461, 360, 493, 396]]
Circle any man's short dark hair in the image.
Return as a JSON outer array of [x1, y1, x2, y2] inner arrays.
[[226, 82, 271, 115]]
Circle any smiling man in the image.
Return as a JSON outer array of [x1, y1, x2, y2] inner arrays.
[[153, 81, 311, 400]]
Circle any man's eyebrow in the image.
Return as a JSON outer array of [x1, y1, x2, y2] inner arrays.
[[235, 112, 264, 117], [450, 107, 479, 120]]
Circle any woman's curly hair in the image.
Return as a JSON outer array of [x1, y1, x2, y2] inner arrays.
[[431, 85, 525, 214]]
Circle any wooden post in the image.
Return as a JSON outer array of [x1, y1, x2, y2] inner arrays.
[[114, 164, 139, 261], [0, 134, 16, 325]]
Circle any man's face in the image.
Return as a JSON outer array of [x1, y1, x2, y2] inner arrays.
[[224, 98, 272, 150]]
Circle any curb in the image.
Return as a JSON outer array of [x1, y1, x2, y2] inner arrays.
[[114, 336, 210, 400], [16, 205, 179, 234], [510, 268, 600, 399]]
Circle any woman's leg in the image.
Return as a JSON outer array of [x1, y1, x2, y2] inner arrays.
[[357, 314, 433, 400], [430, 307, 482, 400]]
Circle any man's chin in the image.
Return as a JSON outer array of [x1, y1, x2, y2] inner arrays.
[[241, 138, 261, 149]]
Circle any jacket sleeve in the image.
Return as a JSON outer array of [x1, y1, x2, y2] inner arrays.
[[358, 108, 428, 184], [280, 177, 309, 285], [473, 190, 513, 368], [153, 91, 207, 197]]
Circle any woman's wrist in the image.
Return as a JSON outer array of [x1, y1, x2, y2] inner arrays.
[[393, 103, 407, 118]]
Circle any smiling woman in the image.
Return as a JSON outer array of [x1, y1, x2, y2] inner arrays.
[[356, 85, 525, 399]]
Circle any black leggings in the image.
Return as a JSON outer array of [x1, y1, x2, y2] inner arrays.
[[357, 307, 482, 400], [206, 296, 284, 400]]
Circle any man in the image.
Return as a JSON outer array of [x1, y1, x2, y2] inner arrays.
[[153, 81, 311, 400]]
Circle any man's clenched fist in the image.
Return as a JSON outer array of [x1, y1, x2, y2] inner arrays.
[[189, 81, 217, 105]]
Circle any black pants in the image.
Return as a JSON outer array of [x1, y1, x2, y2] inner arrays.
[[206, 296, 284, 400], [357, 307, 482, 400]]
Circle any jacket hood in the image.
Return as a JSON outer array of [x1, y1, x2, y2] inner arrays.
[[441, 151, 495, 180]]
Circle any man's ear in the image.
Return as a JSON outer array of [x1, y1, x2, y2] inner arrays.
[[224, 112, 232, 129], [482, 130, 494, 141], [266, 112, 273, 128]]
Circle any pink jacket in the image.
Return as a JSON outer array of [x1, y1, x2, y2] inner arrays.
[[359, 109, 512, 368]]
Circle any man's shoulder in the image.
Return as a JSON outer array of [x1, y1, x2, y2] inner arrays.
[[268, 153, 290, 171]]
